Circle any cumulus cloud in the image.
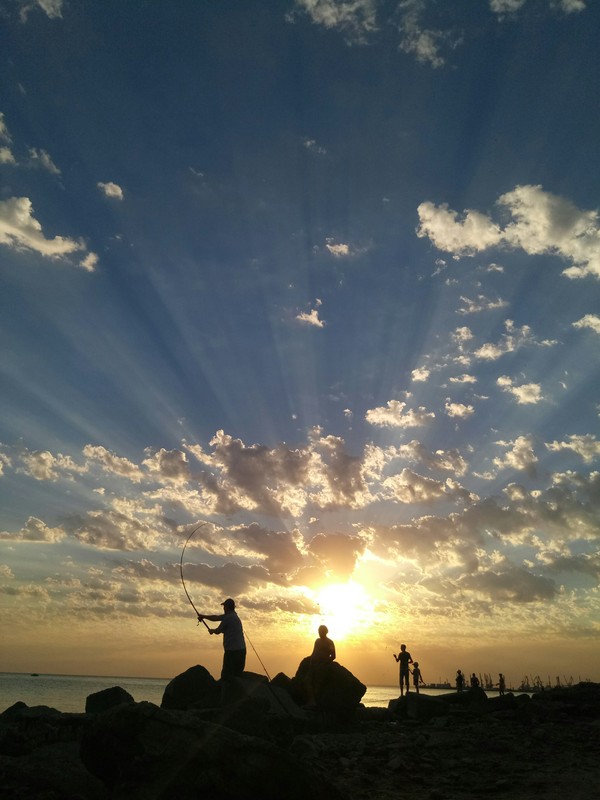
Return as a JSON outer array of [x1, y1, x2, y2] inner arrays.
[[97, 181, 124, 200], [456, 294, 508, 315], [456, 567, 556, 603], [383, 468, 450, 504], [411, 366, 430, 382], [289, 0, 378, 44], [417, 185, 600, 280], [0, 197, 86, 260], [449, 374, 477, 384], [573, 314, 600, 334], [494, 435, 538, 473], [0, 147, 16, 165], [308, 532, 366, 578], [19, 449, 84, 481], [497, 375, 543, 405], [365, 399, 435, 428], [70, 509, 156, 551], [473, 319, 556, 361], [142, 448, 192, 484], [296, 301, 325, 327], [397, 0, 458, 68], [28, 147, 61, 175], [19, 1, 64, 21], [325, 241, 351, 257], [444, 399, 475, 419], [84, 445, 144, 482], [302, 137, 327, 155], [396, 440, 468, 475], [546, 434, 600, 464], [0, 516, 66, 543]]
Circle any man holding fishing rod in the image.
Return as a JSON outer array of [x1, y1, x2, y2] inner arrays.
[[197, 598, 247, 680]]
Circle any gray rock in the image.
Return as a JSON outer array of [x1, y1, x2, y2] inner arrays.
[[86, 685, 134, 714], [160, 663, 219, 710]]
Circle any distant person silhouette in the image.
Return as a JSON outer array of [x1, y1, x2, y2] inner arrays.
[[498, 673, 506, 695], [306, 625, 336, 705], [411, 661, 424, 694], [456, 669, 465, 692], [470, 673, 480, 688], [197, 598, 246, 680], [393, 644, 413, 696]]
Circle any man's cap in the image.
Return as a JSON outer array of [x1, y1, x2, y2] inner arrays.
[[221, 598, 235, 609]]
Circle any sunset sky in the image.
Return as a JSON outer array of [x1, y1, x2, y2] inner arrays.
[[1, 0, 599, 690]]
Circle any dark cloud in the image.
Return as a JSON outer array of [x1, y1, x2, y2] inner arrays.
[[307, 532, 367, 579]]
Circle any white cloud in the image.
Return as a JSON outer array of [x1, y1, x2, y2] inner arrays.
[[29, 147, 61, 175], [0, 196, 85, 259], [449, 374, 477, 384], [494, 435, 538, 472], [83, 445, 144, 482], [296, 307, 325, 327], [490, 0, 586, 15], [456, 294, 508, 315], [19, 1, 64, 22], [98, 181, 124, 200], [325, 241, 351, 257], [303, 137, 327, 155], [474, 319, 556, 361], [546, 434, 600, 464], [0, 516, 66, 543], [497, 375, 543, 405], [489, 0, 526, 13], [444, 399, 475, 419], [19, 449, 83, 481], [396, 439, 468, 475], [0, 147, 16, 164], [573, 314, 600, 335], [397, 0, 455, 68], [0, 112, 12, 142], [289, 0, 378, 43], [365, 399, 435, 428], [411, 366, 430, 382], [79, 252, 99, 272], [383, 468, 448, 504], [417, 185, 600, 280]]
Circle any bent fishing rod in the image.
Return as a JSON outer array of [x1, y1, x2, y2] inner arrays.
[[179, 522, 210, 630]]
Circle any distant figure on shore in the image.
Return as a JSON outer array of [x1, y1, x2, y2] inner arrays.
[[307, 625, 336, 705], [498, 673, 506, 695], [456, 669, 465, 692], [198, 598, 246, 680], [393, 644, 413, 696], [411, 661, 424, 694], [470, 673, 480, 688]]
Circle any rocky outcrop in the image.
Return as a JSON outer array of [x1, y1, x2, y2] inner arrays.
[[161, 663, 219, 710], [85, 685, 134, 714], [79, 700, 341, 800], [291, 656, 367, 712]]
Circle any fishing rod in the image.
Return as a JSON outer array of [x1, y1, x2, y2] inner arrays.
[[179, 522, 210, 629]]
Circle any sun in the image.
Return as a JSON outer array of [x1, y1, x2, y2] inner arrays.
[[312, 581, 375, 641]]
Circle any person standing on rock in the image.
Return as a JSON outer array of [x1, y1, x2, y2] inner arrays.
[[393, 644, 413, 696], [306, 625, 336, 705], [498, 673, 506, 695], [411, 661, 424, 694], [470, 672, 480, 688], [198, 598, 247, 680], [456, 669, 465, 692]]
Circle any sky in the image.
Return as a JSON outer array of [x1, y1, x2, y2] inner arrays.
[[1, 0, 599, 690]]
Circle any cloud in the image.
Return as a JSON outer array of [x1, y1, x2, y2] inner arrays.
[[83, 445, 144, 482], [308, 532, 366, 578], [383, 468, 451, 504], [365, 399, 435, 428], [473, 319, 556, 361], [494, 435, 538, 473], [302, 137, 327, 155], [546, 434, 600, 464], [69, 509, 156, 551], [444, 400, 475, 419], [79, 252, 99, 272], [456, 567, 556, 603], [573, 314, 600, 334], [97, 181, 124, 200], [0, 197, 86, 260], [456, 294, 508, 315], [28, 147, 61, 175], [449, 374, 477, 384], [0, 516, 66, 543], [490, 0, 586, 16], [19, 1, 64, 21], [296, 300, 325, 327], [397, 0, 457, 68], [396, 439, 468, 475], [0, 112, 12, 143], [289, 0, 378, 44], [417, 185, 600, 280], [0, 147, 16, 165], [19, 449, 84, 481], [411, 366, 430, 382], [497, 375, 543, 405], [325, 241, 351, 257]]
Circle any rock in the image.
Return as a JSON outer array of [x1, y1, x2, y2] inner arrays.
[[85, 685, 134, 714], [406, 692, 449, 721], [160, 663, 219, 710], [292, 657, 366, 713], [80, 700, 343, 799]]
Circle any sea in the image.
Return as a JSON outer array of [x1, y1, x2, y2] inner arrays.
[[0, 672, 462, 713]]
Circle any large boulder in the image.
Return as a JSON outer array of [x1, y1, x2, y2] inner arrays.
[[292, 657, 366, 712], [161, 664, 219, 710], [86, 686, 134, 714], [80, 700, 342, 800]]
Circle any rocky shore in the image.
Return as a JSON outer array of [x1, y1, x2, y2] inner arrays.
[[1, 662, 598, 799]]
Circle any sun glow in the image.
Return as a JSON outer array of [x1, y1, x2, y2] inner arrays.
[[313, 581, 375, 641]]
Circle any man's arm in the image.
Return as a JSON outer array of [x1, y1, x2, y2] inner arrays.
[[197, 613, 224, 622]]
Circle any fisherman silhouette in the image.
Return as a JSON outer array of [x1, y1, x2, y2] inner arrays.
[[306, 625, 336, 705], [393, 644, 413, 696], [456, 669, 465, 692], [198, 598, 247, 680]]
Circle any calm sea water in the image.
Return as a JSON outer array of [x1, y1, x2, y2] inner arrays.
[[0, 673, 459, 713]]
